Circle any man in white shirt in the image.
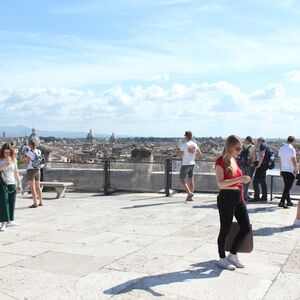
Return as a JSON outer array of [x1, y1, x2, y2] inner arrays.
[[278, 136, 298, 208], [178, 131, 202, 201]]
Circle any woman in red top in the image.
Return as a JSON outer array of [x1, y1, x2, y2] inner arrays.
[[215, 135, 251, 270]]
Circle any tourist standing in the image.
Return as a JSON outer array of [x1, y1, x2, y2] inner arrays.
[[215, 135, 251, 270], [239, 136, 256, 201], [278, 136, 298, 208], [0, 143, 21, 231], [24, 141, 43, 208], [178, 131, 202, 201], [252, 137, 271, 202]]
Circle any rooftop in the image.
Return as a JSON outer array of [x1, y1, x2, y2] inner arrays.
[[1, 192, 300, 299]]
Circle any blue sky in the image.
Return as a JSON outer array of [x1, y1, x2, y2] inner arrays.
[[1, 0, 300, 137]]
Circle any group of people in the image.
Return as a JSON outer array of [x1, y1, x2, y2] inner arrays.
[[0, 141, 43, 232], [179, 132, 300, 270]]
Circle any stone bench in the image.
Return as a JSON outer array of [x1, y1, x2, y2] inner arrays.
[[40, 181, 73, 199]]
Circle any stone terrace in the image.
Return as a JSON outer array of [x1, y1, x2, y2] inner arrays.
[[0, 192, 299, 300]]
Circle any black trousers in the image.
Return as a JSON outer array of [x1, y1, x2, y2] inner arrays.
[[217, 190, 251, 258], [253, 166, 268, 200], [280, 172, 295, 202]]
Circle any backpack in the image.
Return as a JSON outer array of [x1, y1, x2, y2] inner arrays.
[[239, 146, 251, 167], [30, 150, 46, 169]]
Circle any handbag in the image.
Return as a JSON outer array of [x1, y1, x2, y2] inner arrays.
[[225, 222, 253, 253]]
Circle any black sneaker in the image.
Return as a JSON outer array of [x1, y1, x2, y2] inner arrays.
[[287, 201, 293, 206], [278, 202, 289, 209]]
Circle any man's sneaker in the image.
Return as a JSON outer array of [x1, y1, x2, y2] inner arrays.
[[0, 223, 7, 232], [287, 201, 293, 206], [293, 219, 300, 227], [218, 258, 236, 270], [6, 221, 19, 227], [227, 253, 245, 268]]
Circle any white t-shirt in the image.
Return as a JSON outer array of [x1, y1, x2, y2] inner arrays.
[[25, 149, 42, 170], [180, 140, 199, 166], [0, 158, 16, 184], [278, 144, 296, 173]]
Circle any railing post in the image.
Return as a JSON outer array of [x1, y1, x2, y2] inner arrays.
[[104, 159, 110, 195], [40, 167, 44, 182], [165, 159, 172, 197]]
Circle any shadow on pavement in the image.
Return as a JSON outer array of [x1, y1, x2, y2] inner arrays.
[[253, 225, 295, 236], [121, 201, 182, 209], [247, 206, 278, 214], [103, 260, 222, 297], [192, 203, 217, 209]]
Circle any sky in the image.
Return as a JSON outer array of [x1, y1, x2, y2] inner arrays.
[[1, 0, 300, 137]]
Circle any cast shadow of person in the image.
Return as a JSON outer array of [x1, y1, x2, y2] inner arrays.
[[103, 260, 223, 297], [253, 225, 295, 236]]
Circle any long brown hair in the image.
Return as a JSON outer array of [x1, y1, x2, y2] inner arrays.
[[0, 143, 16, 159], [29, 140, 36, 150], [222, 135, 242, 175]]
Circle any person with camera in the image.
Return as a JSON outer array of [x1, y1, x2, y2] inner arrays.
[[24, 141, 43, 208]]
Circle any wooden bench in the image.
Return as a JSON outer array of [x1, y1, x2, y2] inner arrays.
[[40, 181, 73, 199]]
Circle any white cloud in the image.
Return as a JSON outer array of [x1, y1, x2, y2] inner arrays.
[[1, 81, 299, 137], [250, 84, 286, 101], [150, 73, 170, 82], [286, 71, 300, 83]]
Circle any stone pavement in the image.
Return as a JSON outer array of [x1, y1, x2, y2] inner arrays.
[[0, 191, 299, 300]]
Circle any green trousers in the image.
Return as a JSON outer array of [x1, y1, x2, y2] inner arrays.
[[0, 184, 16, 222]]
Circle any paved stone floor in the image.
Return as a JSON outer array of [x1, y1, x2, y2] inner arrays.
[[0, 191, 299, 300]]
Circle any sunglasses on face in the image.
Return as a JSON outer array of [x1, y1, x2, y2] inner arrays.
[[4, 151, 11, 155], [235, 146, 242, 152]]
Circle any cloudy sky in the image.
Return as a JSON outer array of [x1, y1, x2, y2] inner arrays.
[[1, 0, 300, 137]]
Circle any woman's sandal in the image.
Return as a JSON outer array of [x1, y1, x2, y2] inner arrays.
[[28, 204, 38, 208], [38, 203, 43, 206]]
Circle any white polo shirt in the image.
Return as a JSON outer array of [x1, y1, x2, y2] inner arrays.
[[278, 143, 296, 173]]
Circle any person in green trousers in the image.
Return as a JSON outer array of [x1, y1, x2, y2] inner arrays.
[[0, 143, 21, 232]]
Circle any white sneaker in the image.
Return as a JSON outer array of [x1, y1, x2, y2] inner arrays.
[[294, 219, 300, 227], [0, 223, 7, 232], [7, 221, 19, 227], [218, 257, 236, 270], [227, 253, 245, 268]]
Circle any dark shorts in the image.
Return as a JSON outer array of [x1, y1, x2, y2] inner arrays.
[[27, 169, 40, 181], [180, 165, 195, 179]]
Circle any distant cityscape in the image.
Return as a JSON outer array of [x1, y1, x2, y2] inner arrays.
[[1, 127, 299, 170]]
